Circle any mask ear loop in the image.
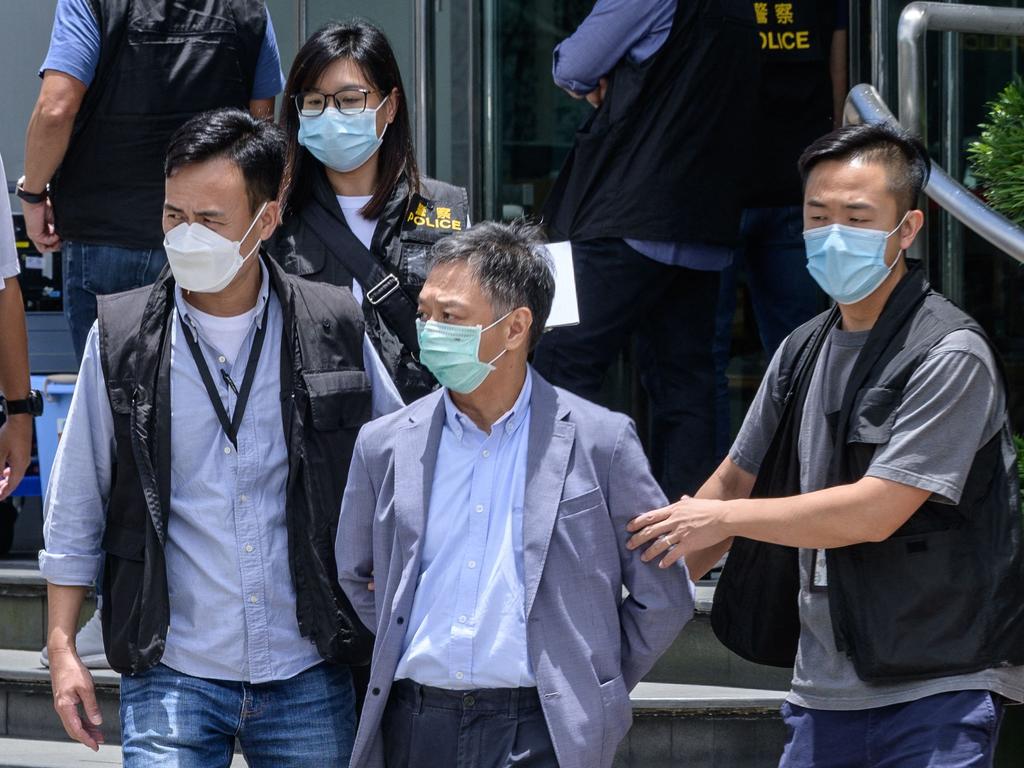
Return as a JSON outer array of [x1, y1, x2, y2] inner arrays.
[[481, 310, 515, 365], [239, 201, 270, 263]]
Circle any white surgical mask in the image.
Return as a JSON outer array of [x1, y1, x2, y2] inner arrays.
[[164, 202, 268, 293]]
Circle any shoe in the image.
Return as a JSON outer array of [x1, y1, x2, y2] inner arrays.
[[39, 608, 109, 668]]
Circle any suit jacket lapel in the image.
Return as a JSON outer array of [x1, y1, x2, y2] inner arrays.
[[394, 394, 446, 560], [523, 372, 574, 619]]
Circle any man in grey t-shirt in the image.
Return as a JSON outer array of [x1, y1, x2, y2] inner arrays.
[[627, 122, 1023, 766]]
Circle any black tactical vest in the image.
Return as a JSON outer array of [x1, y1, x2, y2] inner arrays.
[[51, 0, 266, 249], [712, 265, 1024, 682], [267, 169, 469, 403], [95, 255, 375, 675], [544, 0, 761, 246]]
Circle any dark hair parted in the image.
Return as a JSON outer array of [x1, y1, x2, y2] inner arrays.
[[165, 108, 285, 214], [279, 20, 419, 220], [798, 122, 931, 213], [429, 221, 556, 351]]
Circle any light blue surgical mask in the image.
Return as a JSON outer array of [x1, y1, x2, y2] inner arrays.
[[416, 312, 512, 394], [803, 212, 909, 305], [297, 96, 389, 173]]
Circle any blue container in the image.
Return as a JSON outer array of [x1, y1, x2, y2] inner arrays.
[[23, 374, 77, 498]]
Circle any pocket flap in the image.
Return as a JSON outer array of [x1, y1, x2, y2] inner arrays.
[[101, 524, 145, 562], [847, 387, 900, 444], [302, 370, 372, 430]]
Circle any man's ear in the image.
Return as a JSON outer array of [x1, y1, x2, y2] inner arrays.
[[256, 200, 281, 241], [505, 307, 534, 352], [898, 209, 925, 252]]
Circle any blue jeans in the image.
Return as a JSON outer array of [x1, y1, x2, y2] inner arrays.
[[532, 238, 720, 500], [120, 662, 356, 768], [714, 206, 824, 457], [779, 691, 1005, 768], [62, 241, 167, 364]]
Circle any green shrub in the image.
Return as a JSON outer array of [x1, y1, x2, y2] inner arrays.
[[968, 78, 1024, 227]]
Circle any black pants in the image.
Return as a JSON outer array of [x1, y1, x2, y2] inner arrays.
[[382, 680, 557, 768], [533, 238, 720, 500]]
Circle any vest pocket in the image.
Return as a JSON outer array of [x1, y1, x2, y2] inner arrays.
[[847, 386, 901, 444], [302, 370, 372, 430], [100, 524, 146, 672]]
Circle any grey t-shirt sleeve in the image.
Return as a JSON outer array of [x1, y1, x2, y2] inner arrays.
[[728, 343, 786, 476], [865, 329, 1004, 505]]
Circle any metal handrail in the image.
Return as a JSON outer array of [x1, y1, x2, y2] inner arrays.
[[845, 84, 1024, 265], [898, 2, 1024, 148]]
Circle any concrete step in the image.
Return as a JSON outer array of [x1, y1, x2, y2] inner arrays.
[[0, 737, 247, 767], [0, 560, 95, 651]]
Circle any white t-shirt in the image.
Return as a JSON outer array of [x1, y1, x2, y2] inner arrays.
[[337, 194, 378, 305], [183, 301, 259, 366], [0, 153, 21, 290]]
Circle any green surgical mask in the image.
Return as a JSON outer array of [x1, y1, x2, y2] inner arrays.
[[416, 312, 512, 394]]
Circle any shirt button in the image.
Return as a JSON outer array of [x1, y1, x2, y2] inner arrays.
[[475, 505, 484, 513], [239, 494, 248, 503], [458, 615, 467, 624], [224, 446, 232, 455], [218, 355, 226, 364], [482, 449, 490, 458], [467, 560, 476, 569], [249, 594, 258, 604], [455, 671, 464, 680], [245, 544, 253, 553]]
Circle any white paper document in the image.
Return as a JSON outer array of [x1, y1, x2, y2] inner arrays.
[[543, 241, 580, 328]]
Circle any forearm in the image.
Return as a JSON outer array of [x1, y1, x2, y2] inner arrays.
[[24, 84, 80, 191], [0, 281, 29, 399], [683, 459, 750, 580], [47, 583, 88, 654], [719, 477, 925, 549]]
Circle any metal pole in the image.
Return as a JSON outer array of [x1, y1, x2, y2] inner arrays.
[[414, 0, 432, 175], [296, 0, 306, 49], [871, 0, 890, 103], [940, 12, 964, 304]]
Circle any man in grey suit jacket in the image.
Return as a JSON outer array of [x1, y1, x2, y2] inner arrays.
[[337, 221, 695, 768]]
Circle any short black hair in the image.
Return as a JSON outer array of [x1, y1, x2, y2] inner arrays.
[[798, 122, 931, 213], [165, 108, 285, 213], [428, 220, 555, 351]]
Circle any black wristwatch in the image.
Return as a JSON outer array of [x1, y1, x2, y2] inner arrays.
[[15, 176, 48, 205], [1, 391, 44, 418]]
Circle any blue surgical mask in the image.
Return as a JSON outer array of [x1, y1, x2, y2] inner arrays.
[[803, 213, 909, 305], [416, 312, 512, 394], [297, 96, 389, 173]]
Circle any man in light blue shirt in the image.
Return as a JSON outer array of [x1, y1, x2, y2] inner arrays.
[[338, 221, 694, 768], [41, 109, 402, 767]]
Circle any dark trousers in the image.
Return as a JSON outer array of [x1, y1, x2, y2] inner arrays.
[[383, 679, 557, 768], [532, 238, 720, 499], [779, 691, 1005, 768]]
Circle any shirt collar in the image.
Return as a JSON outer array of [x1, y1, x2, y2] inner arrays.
[[442, 368, 533, 443], [174, 261, 271, 336]]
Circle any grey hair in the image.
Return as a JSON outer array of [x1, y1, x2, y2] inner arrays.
[[428, 220, 556, 350]]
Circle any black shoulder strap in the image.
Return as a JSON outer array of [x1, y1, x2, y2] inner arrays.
[[300, 200, 421, 355]]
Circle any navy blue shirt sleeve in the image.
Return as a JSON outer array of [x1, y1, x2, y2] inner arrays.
[[552, 0, 676, 94], [835, 0, 849, 30], [39, 0, 101, 85], [252, 5, 286, 100]]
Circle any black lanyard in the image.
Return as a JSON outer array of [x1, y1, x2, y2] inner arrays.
[[178, 301, 270, 450]]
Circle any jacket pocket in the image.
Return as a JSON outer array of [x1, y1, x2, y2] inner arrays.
[[599, 674, 632, 765], [302, 370, 372, 430], [557, 487, 604, 520]]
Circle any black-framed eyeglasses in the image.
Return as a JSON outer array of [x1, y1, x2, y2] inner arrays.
[[294, 88, 381, 117]]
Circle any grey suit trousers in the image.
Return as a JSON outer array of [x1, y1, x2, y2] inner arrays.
[[382, 680, 558, 768]]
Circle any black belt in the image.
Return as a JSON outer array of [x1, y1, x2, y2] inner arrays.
[[390, 679, 541, 715]]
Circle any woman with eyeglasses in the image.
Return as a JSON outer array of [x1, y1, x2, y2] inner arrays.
[[268, 20, 468, 403]]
